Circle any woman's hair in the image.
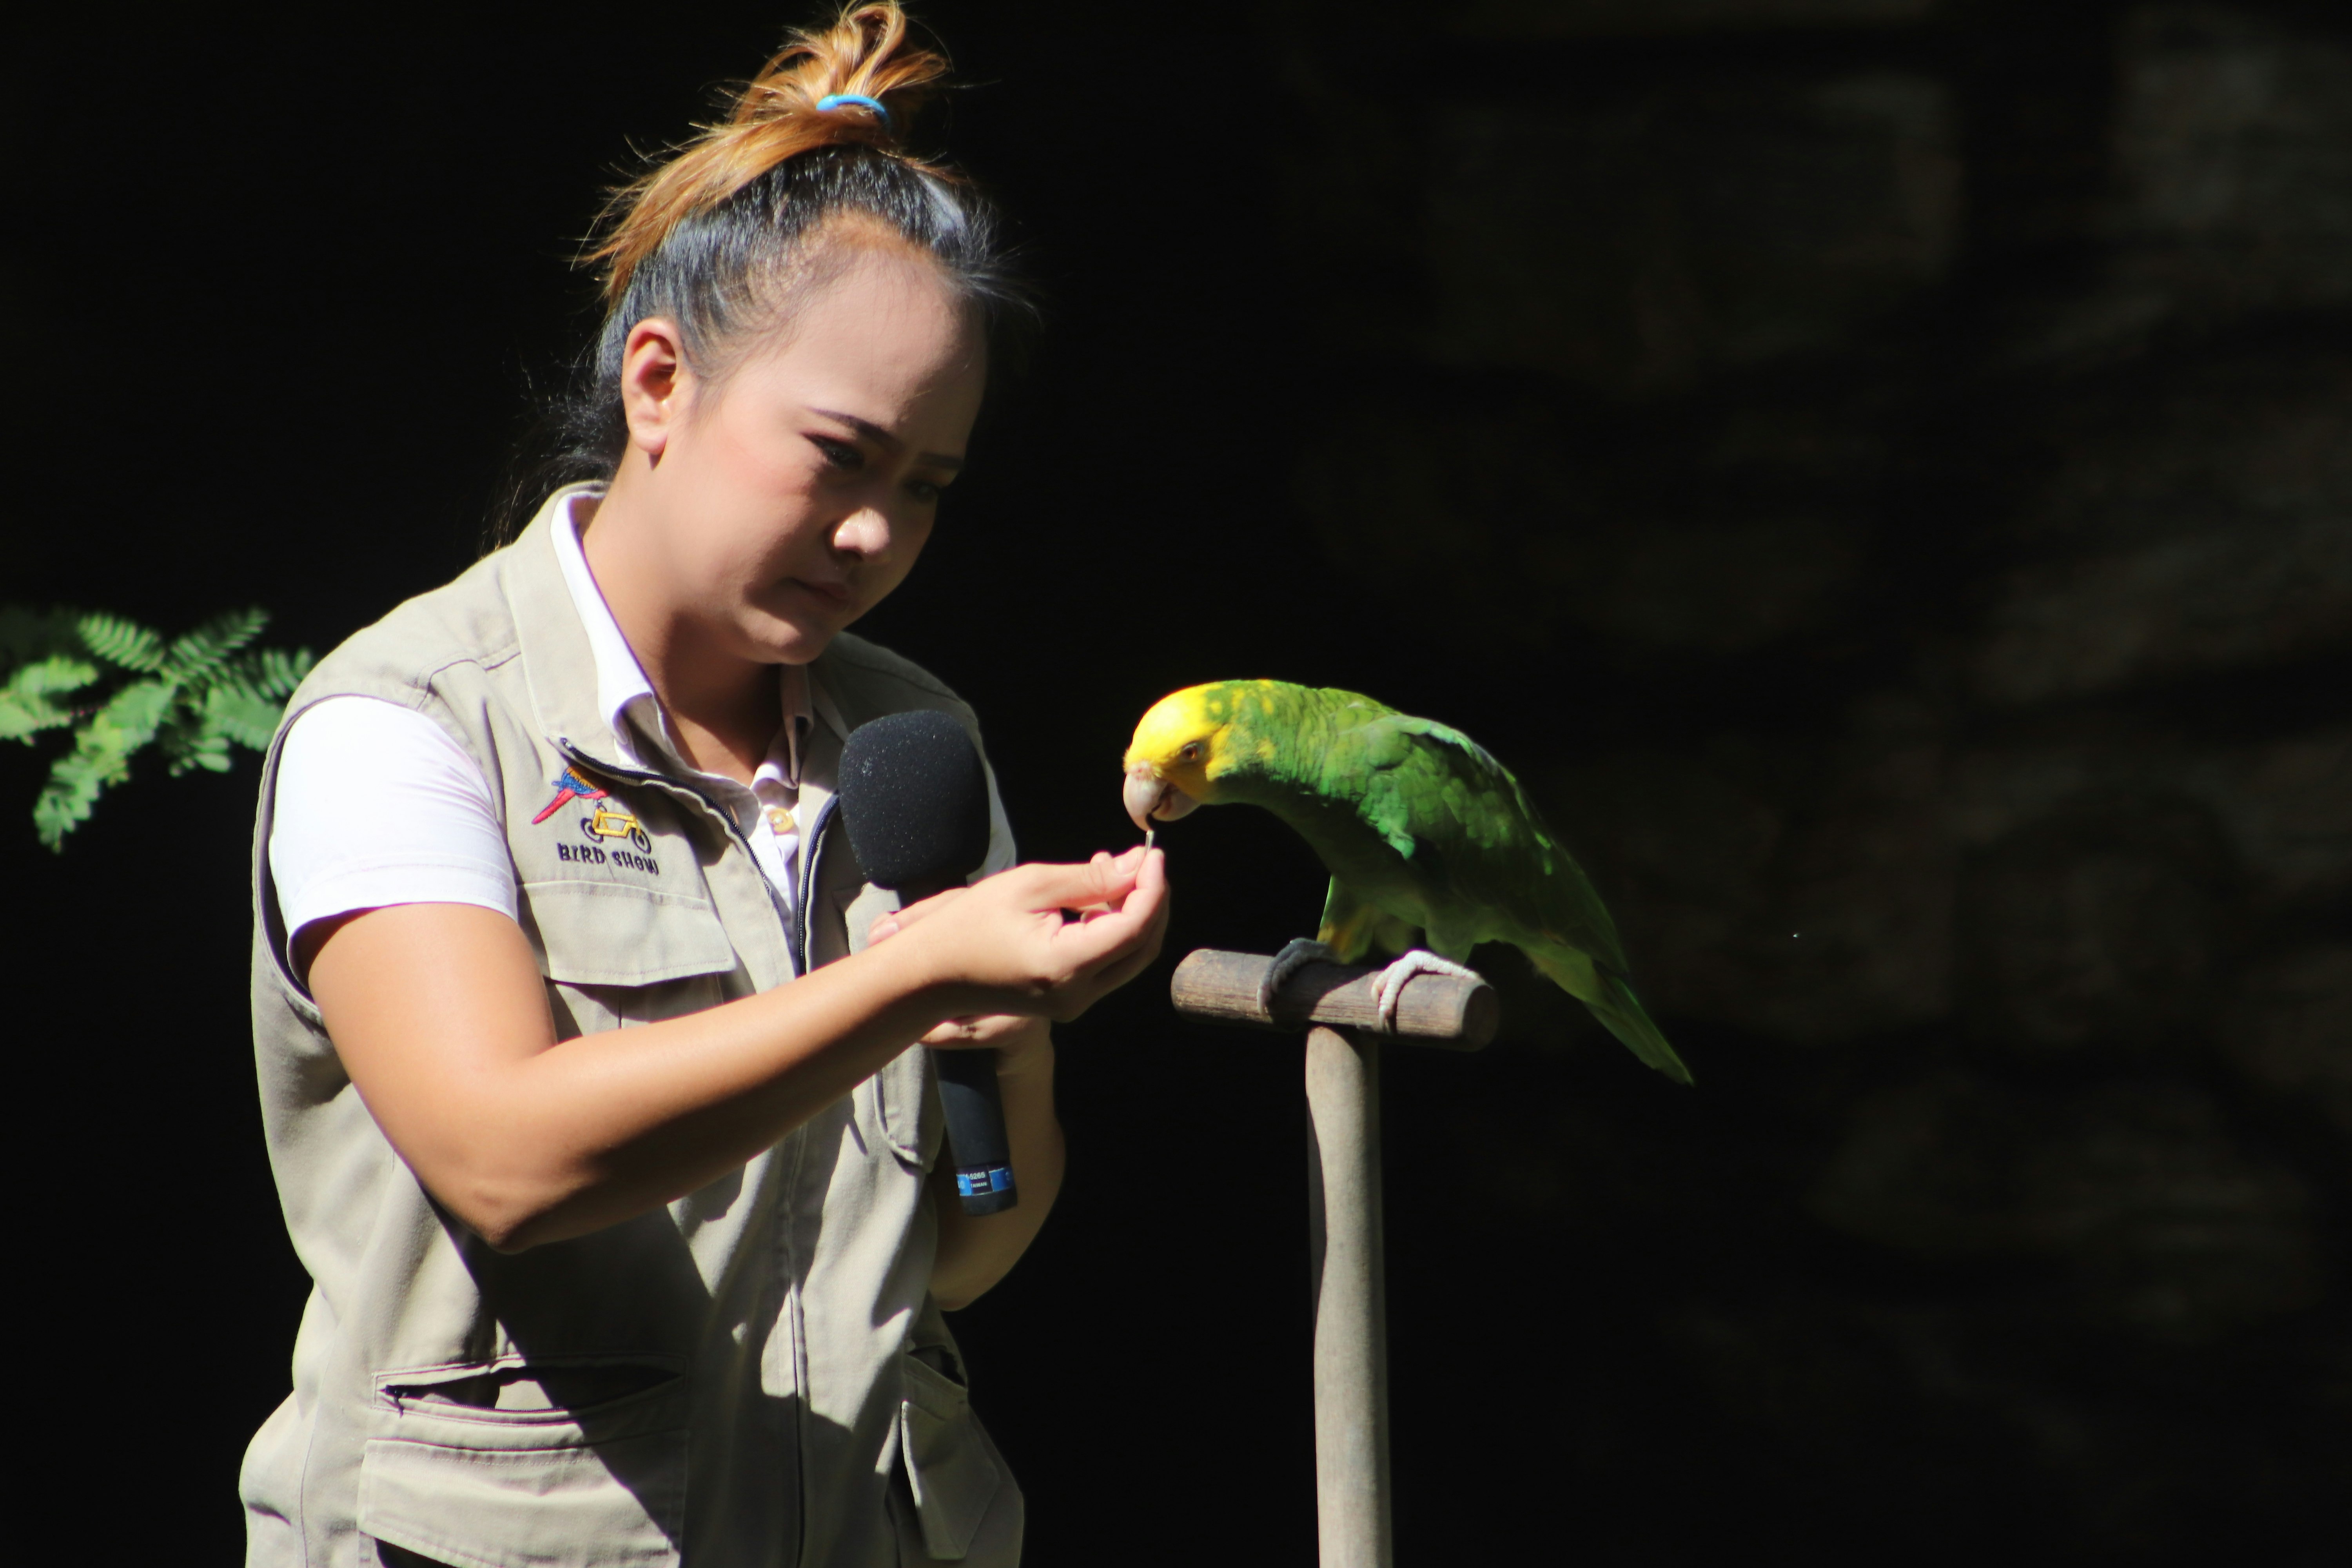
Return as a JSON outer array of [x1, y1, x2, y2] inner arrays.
[[491, 2, 1027, 542]]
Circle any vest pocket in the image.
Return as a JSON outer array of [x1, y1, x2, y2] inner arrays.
[[862, 1043, 939, 1170], [360, 1357, 689, 1568], [521, 880, 737, 987], [894, 1347, 1009, 1563], [523, 880, 740, 1040]]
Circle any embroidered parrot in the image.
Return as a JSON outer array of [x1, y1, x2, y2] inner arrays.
[[531, 765, 607, 824], [1122, 680, 1690, 1083]]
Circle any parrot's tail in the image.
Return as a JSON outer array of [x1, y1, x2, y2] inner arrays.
[[1529, 946, 1695, 1085], [1590, 972, 1695, 1085]]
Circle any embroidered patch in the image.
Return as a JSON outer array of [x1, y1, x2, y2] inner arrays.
[[536, 764, 660, 870]]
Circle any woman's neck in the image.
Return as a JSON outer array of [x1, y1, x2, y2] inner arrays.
[[577, 488, 779, 786]]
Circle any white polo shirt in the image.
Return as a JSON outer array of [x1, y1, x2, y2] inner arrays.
[[269, 488, 830, 965]]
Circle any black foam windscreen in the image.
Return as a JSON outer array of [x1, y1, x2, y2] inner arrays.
[[837, 710, 993, 893], [838, 709, 1020, 1216]]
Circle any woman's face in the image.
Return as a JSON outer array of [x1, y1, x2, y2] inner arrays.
[[621, 239, 987, 668]]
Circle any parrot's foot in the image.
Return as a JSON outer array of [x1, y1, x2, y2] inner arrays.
[[1373, 949, 1483, 1031], [1261, 938, 1338, 1014]]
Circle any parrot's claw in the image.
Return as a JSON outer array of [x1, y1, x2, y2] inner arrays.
[[1373, 949, 1483, 1031], [1261, 938, 1338, 1015]]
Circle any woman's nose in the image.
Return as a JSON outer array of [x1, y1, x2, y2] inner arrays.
[[831, 507, 892, 561]]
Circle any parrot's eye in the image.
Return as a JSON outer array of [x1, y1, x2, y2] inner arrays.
[[1178, 742, 1202, 763]]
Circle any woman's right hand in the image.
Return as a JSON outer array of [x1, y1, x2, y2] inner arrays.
[[873, 844, 1170, 1024]]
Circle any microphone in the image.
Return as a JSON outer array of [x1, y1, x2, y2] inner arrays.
[[837, 710, 1018, 1216]]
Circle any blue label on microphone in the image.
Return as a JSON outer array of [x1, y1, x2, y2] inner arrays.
[[956, 1166, 1016, 1197]]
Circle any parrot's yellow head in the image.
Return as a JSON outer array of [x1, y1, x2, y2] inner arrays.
[[1121, 684, 1240, 831]]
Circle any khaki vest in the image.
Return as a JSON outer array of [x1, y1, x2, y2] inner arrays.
[[243, 501, 1022, 1568]]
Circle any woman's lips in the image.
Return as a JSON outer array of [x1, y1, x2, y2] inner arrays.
[[787, 577, 853, 609]]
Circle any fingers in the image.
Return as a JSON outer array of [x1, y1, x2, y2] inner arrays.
[[869, 885, 966, 945], [876, 851, 1138, 944], [1004, 845, 1151, 916], [1064, 851, 1117, 915], [1040, 848, 1169, 977], [1061, 848, 1164, 936], [870, 848, 1169, 1025]]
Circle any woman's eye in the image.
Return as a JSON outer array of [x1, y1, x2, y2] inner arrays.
[[810, 435, 863, 472]]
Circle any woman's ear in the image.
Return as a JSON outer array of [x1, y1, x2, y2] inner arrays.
[[619, 318, 690, 460]]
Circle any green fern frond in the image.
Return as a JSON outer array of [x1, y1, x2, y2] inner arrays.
[[163, 722, 236, 777], [34, 679, 176, 849], [202, 680, 290, 752], [211, 644, 315, 706], [0, 655, 101, 742], [9, 603, 311, 850], [255, 645, 315, 697], [76, 612, 168, 673], [89, 677, 176, 750], [165, 606, 270, 684]]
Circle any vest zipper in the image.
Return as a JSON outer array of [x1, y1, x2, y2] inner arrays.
[[549, 740, 826, 1566], [791, 796, 838, 978]]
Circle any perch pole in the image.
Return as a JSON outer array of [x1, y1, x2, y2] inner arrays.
[[1170, 950, 1498, 1568]]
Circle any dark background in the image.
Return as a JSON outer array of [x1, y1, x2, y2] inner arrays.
[[13, 0, 2348, 1561]]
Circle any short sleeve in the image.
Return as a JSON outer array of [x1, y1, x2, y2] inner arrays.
[[268, 696, 519, 961]]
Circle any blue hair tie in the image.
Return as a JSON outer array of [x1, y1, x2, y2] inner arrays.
[[815, 93, 893, 129]]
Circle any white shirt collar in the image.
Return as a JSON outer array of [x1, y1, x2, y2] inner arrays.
[[549, 485, 821, 790]]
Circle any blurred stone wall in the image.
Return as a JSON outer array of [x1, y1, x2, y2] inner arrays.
[[1274, 2, 2347, 1559]]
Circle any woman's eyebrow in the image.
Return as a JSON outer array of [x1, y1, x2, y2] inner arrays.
[[809, 407, 965, 470]]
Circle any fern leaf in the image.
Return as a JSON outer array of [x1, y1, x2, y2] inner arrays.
[[158, 706, 207, 775], [202, 681, 288, 751], [166, 607, 270, 685], [166, 728, 235, 776], [0, 655, 100, 742], [17, 606, 310, 848], [76, 612, 168, 673], [212, 644, 312, 704], [88, 677, 176, 752], [257, 645, 315, 697], [10, 656, 99, 698], [35, 751, 114, 849], [34, 678, 176, 850]]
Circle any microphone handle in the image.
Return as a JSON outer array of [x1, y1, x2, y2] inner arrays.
[[899, 875, 1018, 1216], [934, 1047, 1017, 1215]]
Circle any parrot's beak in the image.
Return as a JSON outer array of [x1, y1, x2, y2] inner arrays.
[[1123, 763, 1198, 832]]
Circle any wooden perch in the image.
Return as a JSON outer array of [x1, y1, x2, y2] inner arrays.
[[1169, 949, 1497, 1051]]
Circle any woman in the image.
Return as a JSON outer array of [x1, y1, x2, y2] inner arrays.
[[242, 8, 1167, 1564]]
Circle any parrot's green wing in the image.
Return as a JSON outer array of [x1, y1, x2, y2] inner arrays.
[[1323, 707, 1693, 1083], [1330, 710, 1628, 972]]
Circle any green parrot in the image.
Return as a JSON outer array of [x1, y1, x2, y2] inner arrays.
[[1122, 679, 1690, 1083]]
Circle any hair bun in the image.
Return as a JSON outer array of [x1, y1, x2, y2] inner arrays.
[[592, 2, 953, 305], [736, 3, 946, 142]]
